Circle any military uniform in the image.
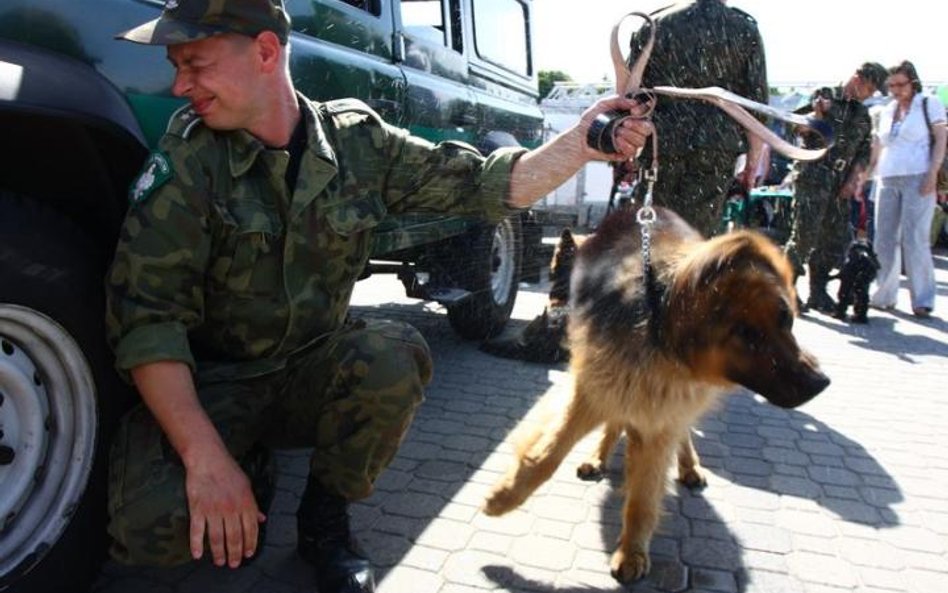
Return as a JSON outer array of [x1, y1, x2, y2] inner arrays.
[[105, 95, 525, 565], [784, 87, 873, 300], [628, 0, 768, 236]]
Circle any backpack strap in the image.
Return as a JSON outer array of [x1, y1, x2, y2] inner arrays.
[[922, 96, 934, 155]]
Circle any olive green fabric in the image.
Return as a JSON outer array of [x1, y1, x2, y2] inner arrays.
[[627, 0, 767, 235], [104, 93, 524, 566], [632, 148, 737, 237], [628, 0, 768, 156], [108, 319, 431, 566], [106, 95, 524, 383], [117, 0, 292, 45], [784, 88, 873, 285]]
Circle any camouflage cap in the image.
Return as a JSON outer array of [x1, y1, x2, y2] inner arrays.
[[116, 0, 291, 45], [856, 62, 888, 93]]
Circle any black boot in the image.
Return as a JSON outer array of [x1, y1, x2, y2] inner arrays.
[[297, 478, 375, 593]]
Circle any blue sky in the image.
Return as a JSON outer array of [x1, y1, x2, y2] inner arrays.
[[533, 0, 947, 89]]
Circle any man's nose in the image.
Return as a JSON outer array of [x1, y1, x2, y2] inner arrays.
[[171, 70, 191, 97]]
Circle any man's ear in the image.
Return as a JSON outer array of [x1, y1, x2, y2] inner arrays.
[[255, 31, 283, 74]]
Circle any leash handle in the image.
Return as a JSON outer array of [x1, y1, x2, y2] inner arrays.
[[610, 12, 835, 162]]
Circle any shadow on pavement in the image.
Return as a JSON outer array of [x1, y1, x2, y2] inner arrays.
[[805, 312, 947, 361]]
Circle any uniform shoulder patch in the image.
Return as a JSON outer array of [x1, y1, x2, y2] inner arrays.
[[166, 105, 204, 139], [129, 151, 174, 205]]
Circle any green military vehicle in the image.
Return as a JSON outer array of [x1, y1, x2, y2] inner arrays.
[[0, 1, 543, 590]]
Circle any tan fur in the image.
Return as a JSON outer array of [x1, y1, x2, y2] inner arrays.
[[483, 208, 828, 584]]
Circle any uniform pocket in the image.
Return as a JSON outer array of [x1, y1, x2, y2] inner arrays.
[[210, 200, 284, 298]]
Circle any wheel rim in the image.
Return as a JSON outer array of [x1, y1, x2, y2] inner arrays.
[[490, 219, 516, 306], [0, 305, 97, 582]]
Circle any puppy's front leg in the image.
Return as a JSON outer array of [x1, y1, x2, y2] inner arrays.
[[676, 431, 707, 489], [576, 422, 624, 480], [484, 397, 599, 516], [611, 430, 676, 584]]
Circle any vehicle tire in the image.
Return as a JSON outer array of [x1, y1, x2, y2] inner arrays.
[[446, 216, 522, 340], [0, 192, 132, 593]]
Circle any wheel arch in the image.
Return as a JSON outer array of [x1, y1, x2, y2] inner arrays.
[[0, 39, 148, 253]]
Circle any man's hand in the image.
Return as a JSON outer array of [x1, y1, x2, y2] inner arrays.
[[186, 444, 266, 568], [578, 94, 654, 162]]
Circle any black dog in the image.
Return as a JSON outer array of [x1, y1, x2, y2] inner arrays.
[[479, 228, 582, 363], [832, 239, 880, 323]]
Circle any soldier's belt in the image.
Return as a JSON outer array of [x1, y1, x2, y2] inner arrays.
[[607, 12, 834, 163]]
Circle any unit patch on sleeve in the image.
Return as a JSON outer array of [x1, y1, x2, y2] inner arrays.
[[129, 151, 174, 204]]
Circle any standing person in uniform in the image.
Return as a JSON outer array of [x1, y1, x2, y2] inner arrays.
[[783, 63, 887, 312], [868, 60, 946, 317], [104, 2, 653, 593], [626, 0, 769, 237]]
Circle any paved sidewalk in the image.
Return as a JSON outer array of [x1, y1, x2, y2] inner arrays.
[[94, 248, 948, 593]]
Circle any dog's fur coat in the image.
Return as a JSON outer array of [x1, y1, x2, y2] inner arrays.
[[479, 228, 583, 363], [483, 208, 830, 583]]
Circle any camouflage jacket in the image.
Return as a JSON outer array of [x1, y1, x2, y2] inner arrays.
[[795, 87, 872, 187], [106, 94, 525, 381], [628, 0, 768, 156]]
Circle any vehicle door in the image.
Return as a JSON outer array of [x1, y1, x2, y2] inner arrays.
[[286, 0, 407, 125], [393, 0, 479, 145]]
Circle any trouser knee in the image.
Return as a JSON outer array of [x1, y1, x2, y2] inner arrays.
[[107, 406, 191, 566]]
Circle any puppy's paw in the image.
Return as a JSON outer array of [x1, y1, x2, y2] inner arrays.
[[678, 465, 708, 490], [610, 547, 650, 583], [482, 483, 523, 516], [576, 460, 605, 481]]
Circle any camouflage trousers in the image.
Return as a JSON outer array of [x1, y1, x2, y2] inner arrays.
[[635, 148, 739, 237], [784, 171, 851, 288], [107, 318, 432, 566]]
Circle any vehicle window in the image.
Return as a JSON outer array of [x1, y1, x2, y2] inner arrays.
[[337, 0, 381, 16], [400, 0, 446, 46], [472, 0, 529, 75]]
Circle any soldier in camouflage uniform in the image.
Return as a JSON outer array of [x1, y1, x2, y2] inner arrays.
[[783, 63, 887, 312], [627, 0, 769, 237], [107, 2, 652, 592]]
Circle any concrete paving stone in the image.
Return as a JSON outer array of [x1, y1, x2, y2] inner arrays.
[[644, 556, 689, 592], [880, 526, 946, 555], [472, 508, 536, 537], [509, 534, 576, 571], [361, 531, 414, 568], [721, 432, 767, 450], [376, 565, 444, 593], [555, 568, 626, 592], [680, 537, 742, 572], [743, 568, 806, 593], [92, 577, 175, 593], [467, 531, 515, 555], [396, 440, 444, 461], [532, 517, 576, 540], [528, 494, 589, 523], [415, 459, 473, 483], [441, 550, 512, 588], [373, 468, 414, 492], [858, 486, 904, 509], [690, 519, 735, 543], [437, 501, 479, 523], [761, 446, 810, 466], [807, 466, 864, 487], [787, 551, 859, 588], [419, 418, 468, 436], [771, 475, 824, 499], [835, 537, 905, 569], [904, 568, 946, 593], [399, 544, 450, 572], [820, 497, 884, 526], [442, 433, 494, 454], [855, 566, 910, 592], [690, 567, 739, 593], [822, 485, 861, 501], [720, 484, 782, 511], [437, 584, 492, 593], [741, 549, 789, 574], [381, 491, 448, 519], [731, 522, 792, 554], [791, 534, 839, 556], [570, 521, 614, 552], [898, 549, 948, 573], [416, 519, 476, 552]]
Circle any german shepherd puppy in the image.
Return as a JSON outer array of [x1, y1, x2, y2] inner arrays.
[[483, 208, 830, 584], [479, 228, 584, 363]]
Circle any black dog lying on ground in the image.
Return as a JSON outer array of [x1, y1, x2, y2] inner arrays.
[[832, 238, 880, 324], [479, 228, 583, 363]]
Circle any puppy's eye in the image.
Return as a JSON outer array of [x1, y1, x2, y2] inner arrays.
[[733, 323, 763, 345], [778, 307, 793, 330]]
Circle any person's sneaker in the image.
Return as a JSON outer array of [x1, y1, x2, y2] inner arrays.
[[806, 291, 836, 314], [913, 307, 932, 318], [297, 478, 375, 593]]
